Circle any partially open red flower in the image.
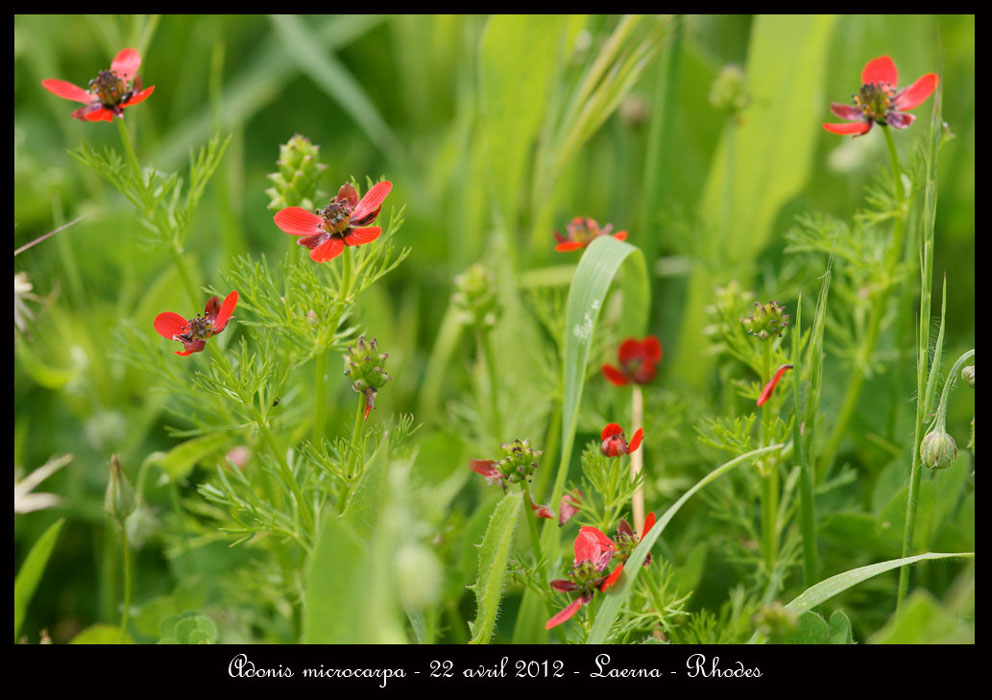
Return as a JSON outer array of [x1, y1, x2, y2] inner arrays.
[[154, 291, 238, 356], [273, 181, 391, 263], [546, 526, 622, 629], [757, 364, 793, 407], [553, 217, 627, 252], [601, 423, 643, 457], [823, 56, 938, 137], [602, 336, 662, 386], [615, 512, 656, 567], [42, 48, 155, 122]]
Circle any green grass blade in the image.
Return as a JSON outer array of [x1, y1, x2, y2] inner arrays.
[[467, 491, 523, 644], [14, 518, 65, 641], [587, 444, 785, 643]]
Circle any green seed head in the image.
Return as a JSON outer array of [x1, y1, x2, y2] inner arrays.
[[452, 263, 501, 330], [920, 428, 958, 471], [266, 134, 328, 211], [740, 300, 790, 341]]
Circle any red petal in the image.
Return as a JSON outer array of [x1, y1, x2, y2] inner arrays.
[[469, 459, 499, 477], [213, 291, 239, 332], [175, 349, 194, 356], [892, 73, 938, 111], [601, 364, 629, 386], [612, 231, 628, 241], [352, 181, 392, 223], [887, 112, 916, 129], [41, 79, 93, 103], [121, 85, 155, 109], [550, 579, 578, 593], [84, 107, 115, 122], [530, 499, 555, 519], [342, 226, 381, 246], [111, 48, 142, 82], [617, 338, 642, 365], [829, 102, 862, 121], [823, 121, 872, 136], [617, 518, 633, 538], [545, 597, 585, 630], [642, 512, 656, 538], [154, 312, 188, 340], [553, 230, 566, 243], [601, 423, 623, 441], [757, 364, 794, 407], [555, 241, 585, 252], [274, 207, 323, 236], [297, 233, 329, 250], [861, 55, 897, 86], [642, 336, 662, 363], [310, 236, 345, 263], [204, 295, 221, 320], [558, 490, 582, 527], [627, 428, 644, 453], [601, 563, 623, 591], [337, 182, 359, 208], [579, 525, 614, 553]]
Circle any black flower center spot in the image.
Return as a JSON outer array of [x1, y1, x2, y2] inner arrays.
[[319, 200, 352, 235], [89, 70, 130, 108], [854, 82, 896, 123]]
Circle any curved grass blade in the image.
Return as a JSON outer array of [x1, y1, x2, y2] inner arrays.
[[468, 491, 523, 644], [587, 444, 784, 644], [14, 518, 65, 641]]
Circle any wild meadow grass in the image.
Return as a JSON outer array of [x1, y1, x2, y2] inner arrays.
[[14, 15, 973, 645]]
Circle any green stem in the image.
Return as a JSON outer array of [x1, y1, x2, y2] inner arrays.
[[338, 393, 366, 513], [168, 243, 201, 310], [313, 348, 327, 442], [521, 484, 545, 570], [479, 330, 502, 444], [118, 525, 132, 643], [115, 117, 143, 185], [759, 342, 778, 572]]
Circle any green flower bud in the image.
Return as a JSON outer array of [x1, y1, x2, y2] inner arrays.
[[104, 454, 135, 523], [344, 336, 392, 420], [709, 64, 751, 117], [496, 438, 542, 484], [920, 428, 958, 471], [265, 134, 328, 211], [740, 300, 790, 341], [962, 365, 975, 387], [452, 263, 501, 330]]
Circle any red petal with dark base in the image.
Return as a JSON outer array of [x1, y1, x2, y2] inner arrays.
[[154, 312, 188, 339], [892, 73, 939, 111], [337, 182, 360, 208], [545, 597, 586, 630], [274, 207, 323, 236], [578, 526, 615, 554], [343, 226, 381, 246], [121, 85, 155, 109], [550, 579, 578, 593], [861, 56, 897, 86], [41, 79, 93, 103], [213, 291, 239, 332], [642, 511, 656, 537], [111, 48, 142, 82], [310, 236, 345, 263], [757, 364, 793, 407], [601, 423, 623, 441], [887, 112, 916, 129], [554, 241, 586, 252], [601, 364, 629, 386], [823, 121, 872, 136], [830, 102, 863, 120], [627, 428, 644, 453], [352, 181, 392, 223]]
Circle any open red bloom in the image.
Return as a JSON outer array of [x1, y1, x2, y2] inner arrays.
[[602, 336, 662, 386], [546, 526, 622, 629], [154, 291, 238, 356], [42, 48, 155, 122], [616, 512, 656, 567], [823, 56, 938, 137], [273, 181, 391, 263], [757, 364, 793, 407], [601, 423, 643, 457], [553, 217, 627, 252]]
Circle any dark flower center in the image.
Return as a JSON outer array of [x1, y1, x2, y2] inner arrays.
[[853, 82, 896, 124], [89, 70, 129, 107], [568, 559, 608, 594], [177, 314, 214, 343], [319, 199, 353, 235]]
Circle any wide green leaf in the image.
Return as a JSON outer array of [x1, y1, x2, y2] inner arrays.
[[14, 517, 64, 641]]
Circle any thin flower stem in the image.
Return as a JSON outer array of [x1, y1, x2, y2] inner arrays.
[[630, 385, 645, 534], [521, 484, 545, 569], [338, 393, 366, 514], [313, 348, 327, 442], [118, 525, 132, 643], [115, 116, 143, 186], [168, 243, 202, 310], [759, 341, 778, 572], [479, 330, 502, 444]]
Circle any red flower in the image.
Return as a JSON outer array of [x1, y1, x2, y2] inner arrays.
[[154, 291, 238, 356], [558, 488, 583, 527], [553, 217, 627, 252], [615, 512, 656, 567], [601, 336, 662, 386], [600, 423, 643, 457], [756, 364, 793, 407], [546, 526, 622, 630], [41, 48, 155, 122], [823, 56, 939, 137], [273, 181, 392, 263]]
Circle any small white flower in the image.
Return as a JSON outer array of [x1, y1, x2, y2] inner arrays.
[[14, 454, 72, 514]]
